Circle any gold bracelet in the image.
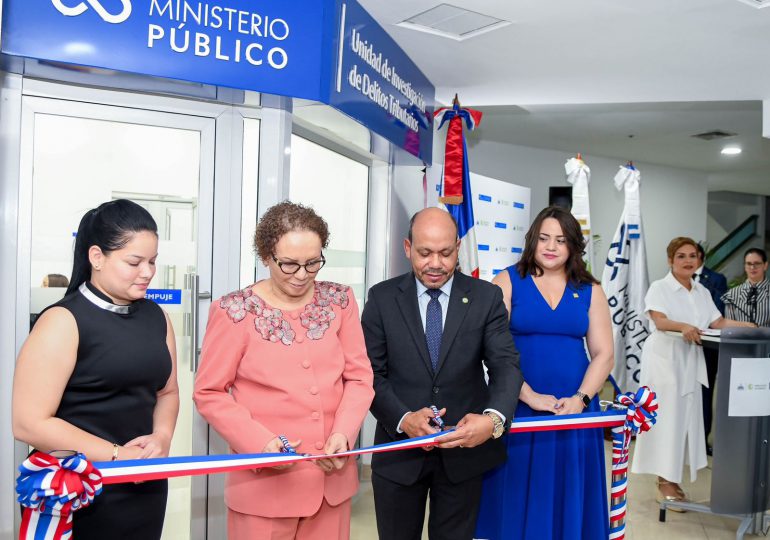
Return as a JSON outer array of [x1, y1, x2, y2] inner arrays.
[[111, 443, 119, 461]]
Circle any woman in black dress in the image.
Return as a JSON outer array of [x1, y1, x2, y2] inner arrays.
[[12, 199, 179, 540]]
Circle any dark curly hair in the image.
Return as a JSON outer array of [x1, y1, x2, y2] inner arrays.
[[253, 201, 330, 262], [517, 205, 598, 286]]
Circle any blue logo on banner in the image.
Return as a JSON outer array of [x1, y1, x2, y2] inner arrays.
[[494, 222, 507, 229], [1, 0, 435, 162], [478, 194, 492, 202], [492, 269, 503, 276], [511, 247, 523, 254], [478, 244, 490, 251], [146, 289, 182, 304], [513, 202, 525, 209]]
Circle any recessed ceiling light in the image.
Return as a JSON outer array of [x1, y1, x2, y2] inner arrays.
[[397, 4, 510, 42], [721, 146, 742, 155]]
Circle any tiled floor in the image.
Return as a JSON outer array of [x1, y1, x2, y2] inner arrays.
[[350, 440, 766, 539]]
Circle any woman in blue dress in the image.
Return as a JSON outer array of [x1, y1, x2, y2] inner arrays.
[[475, 206, 614, 540]]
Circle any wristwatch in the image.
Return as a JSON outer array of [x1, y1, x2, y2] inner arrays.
[[574, 391, 591, 409], [484, 411, 505, 439]]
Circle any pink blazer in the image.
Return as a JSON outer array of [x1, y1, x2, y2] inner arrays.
[[193, 281, 374, 518]]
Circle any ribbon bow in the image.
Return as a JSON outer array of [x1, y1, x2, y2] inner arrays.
[[609, 386, 658, 539], [17, 451, 103, 540]]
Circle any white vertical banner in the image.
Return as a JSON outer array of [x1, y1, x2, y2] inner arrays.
[[428, 171, 531, 282], [602, 165, 651, 394], [565, 157, 595, 274]]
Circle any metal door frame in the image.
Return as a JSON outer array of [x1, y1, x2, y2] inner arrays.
[[3, 76, 246, 540]]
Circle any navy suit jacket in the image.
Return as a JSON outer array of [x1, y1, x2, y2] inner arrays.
[[699, 266, 728, 315], [361, 271, 523, 485]]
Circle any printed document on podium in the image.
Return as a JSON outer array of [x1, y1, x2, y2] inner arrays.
[[728, 357, 770, 417]]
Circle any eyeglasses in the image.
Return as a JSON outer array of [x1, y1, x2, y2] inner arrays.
[[745, 262, 765, 268], [271, 254, 325, 275]]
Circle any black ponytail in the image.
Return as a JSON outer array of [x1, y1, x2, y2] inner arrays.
[[66, 200, 158, 296]]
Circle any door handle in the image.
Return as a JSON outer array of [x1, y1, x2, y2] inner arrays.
[[184, 273, 211, 373]]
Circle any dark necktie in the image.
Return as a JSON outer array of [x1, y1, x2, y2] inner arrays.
[[425, 289, 443, 371]]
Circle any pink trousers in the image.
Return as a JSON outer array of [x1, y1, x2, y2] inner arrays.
[[227, 498, 352, 540]]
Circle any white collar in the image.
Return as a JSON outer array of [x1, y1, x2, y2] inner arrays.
[[415, 275, 454, 298], [79, 282, 132, 314], [663, 271, 693, 292]]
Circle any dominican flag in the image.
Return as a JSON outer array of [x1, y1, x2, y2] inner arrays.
[[443, 160, 479, 278], [601, 165, 651, 394], [435, 100, 481, 278]]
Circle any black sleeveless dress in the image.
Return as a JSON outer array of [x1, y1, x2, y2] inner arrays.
[[46, 282, 172, 539]]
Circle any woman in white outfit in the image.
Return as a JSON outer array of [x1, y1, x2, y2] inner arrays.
[[631, 237, 754, 507]]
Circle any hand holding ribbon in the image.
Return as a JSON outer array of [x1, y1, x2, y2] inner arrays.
[[436, 413, 494, 449], [262, 437, 302, 470], [314, 433, 349, 473]]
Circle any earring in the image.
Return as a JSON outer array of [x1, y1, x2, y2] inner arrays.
[[94, 265, 101, 271]]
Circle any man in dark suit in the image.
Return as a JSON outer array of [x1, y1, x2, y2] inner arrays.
[[695, 243, 728, 454], [361, 208, 523, 540]]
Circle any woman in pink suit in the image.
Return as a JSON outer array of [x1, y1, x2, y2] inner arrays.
[[194, 201, 374, 540]]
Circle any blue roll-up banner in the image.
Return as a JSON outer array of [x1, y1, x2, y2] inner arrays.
[[0, 0, 434, 162]]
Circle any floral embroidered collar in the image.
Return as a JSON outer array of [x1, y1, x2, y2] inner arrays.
[[219, 281, 349, 345]]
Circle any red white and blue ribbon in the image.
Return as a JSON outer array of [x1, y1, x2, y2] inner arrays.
[[18, 388, 657, 540], [609, 386, 659, 540], [17, 452, 102, 540]]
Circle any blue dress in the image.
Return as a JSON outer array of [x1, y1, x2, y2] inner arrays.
[[475, 267, 609, 540]]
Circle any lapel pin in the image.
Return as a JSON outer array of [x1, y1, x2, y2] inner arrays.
[[573, 292, 579, 298], [462, 297, 469, 304]]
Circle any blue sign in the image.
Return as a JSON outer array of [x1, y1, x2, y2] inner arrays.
[[0, 0, 435, 162], [478, 194, 493, 202], [1, 0, 333, 101], [328, 1, 433, 162], [146, 289, 182, 304]]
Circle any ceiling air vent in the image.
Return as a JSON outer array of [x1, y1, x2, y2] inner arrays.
[[735, 0, 770, 8], [396, 3, 510, 42], [691, 130, 737, 141]]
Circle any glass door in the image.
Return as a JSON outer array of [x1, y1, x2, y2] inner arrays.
[[17, 95, 215, 540]]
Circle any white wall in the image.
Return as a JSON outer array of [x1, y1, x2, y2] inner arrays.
[[387, 163, 426, 278], [463, 138, 709, 281]]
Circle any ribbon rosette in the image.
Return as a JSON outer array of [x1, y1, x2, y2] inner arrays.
[[609, 386, 658, 540], [17, 451, 103, 540]]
